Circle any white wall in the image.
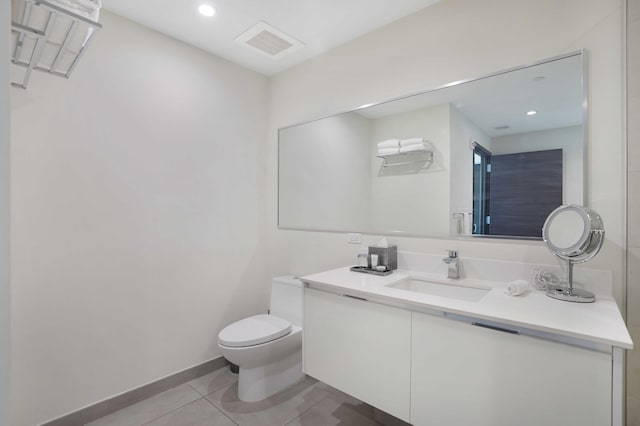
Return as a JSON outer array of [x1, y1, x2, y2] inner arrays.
[[0, 1, 11, 425], [370, 104, 450, 234], [491, 126, 583, 204], [268, 0, 624, 301], [449, 106, 491, 232], [279, 112, 372, 231], [10, 11, 268, 426]]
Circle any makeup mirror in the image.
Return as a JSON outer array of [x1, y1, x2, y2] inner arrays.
[[542, 204, 605, 302]]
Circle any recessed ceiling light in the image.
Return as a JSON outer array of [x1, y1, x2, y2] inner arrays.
[[198, 4, 215, 17], [526, 110, 537, 116]]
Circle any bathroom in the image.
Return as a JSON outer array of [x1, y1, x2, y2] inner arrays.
[[1, 0, 639, 425]]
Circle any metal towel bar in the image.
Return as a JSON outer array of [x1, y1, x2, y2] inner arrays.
[[11, 0, 102, 89], [377, 149, 434, 171]]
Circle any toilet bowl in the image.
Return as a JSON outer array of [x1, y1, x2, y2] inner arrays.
[[217, 276, 304, 402]]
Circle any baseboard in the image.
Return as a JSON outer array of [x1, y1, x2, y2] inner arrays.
[[41, 356, 228, 426]]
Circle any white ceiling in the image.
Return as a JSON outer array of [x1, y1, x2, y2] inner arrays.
[[101, 0, 441, 76]]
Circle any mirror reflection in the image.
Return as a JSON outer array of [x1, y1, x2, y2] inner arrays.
[[547, 210, 585, 249], [278, 52, 585, 239]]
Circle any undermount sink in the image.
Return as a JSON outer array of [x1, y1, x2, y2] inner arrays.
[[387, 278, 489, 302]]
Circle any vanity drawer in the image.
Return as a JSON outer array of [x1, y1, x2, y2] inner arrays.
[[303, 287, 411, 422], [411, 311, 612, 426]]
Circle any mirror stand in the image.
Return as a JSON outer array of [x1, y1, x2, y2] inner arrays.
[[546, 260, 596, 303], [542, 204, 604, 304]]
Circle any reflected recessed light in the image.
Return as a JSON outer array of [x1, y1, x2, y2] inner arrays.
[[198, 4, 215, 16], [526, 110, 537, 116]]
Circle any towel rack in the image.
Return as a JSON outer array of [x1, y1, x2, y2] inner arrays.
[[11, 0, 102, 89], [377, 149, 434, 169]]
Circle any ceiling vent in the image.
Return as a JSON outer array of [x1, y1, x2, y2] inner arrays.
[[235, 21, 304, 59]]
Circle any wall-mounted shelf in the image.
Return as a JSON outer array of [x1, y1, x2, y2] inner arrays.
[[377, 149, 434, 169], [11, 0, 102, 89]]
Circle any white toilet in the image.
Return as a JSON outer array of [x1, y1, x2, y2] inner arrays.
[[217, 276, 304, 402]]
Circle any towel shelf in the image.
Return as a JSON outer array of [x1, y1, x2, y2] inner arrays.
[[11, 0, 102, 89], [377, 149, 434, 169]]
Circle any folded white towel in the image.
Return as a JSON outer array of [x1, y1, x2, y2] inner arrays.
[[377, 139, 400, 149], [505, 280, 530, 296], [378, 147, 400, 156], [399, 142, 430, 153], [399, 138, 426, 147]]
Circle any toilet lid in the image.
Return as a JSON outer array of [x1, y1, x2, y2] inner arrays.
[[218, 314, 292, 347]]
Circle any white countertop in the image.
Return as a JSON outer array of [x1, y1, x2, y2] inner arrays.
[[301, 267, 633, 349]]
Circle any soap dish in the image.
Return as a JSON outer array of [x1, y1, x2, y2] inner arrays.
[[350, 266, 393, 276]]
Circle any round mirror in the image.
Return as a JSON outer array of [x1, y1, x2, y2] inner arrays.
[[546, 210, 585, 251], [542, 204, 605, 303]]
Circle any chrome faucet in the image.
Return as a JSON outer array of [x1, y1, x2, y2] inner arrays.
[[442, 250, 460, 279]]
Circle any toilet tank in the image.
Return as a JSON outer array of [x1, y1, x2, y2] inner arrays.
[[270, 275, 303, 327]]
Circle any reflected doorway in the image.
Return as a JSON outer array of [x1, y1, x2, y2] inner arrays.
[[472, 143, 491, 235], [489, 149, 563, 237]]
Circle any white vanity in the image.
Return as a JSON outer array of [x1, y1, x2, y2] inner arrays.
[[300, 256, 632, 426]]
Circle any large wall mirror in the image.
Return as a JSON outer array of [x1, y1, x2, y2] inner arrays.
[[278, 51, 586, 239]]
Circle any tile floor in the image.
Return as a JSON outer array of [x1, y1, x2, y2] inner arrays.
[[86, 367, 389, 426]]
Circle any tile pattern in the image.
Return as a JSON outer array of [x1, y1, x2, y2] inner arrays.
[[628, 395, 640, 426], [628, 323, 640, 403], [86, 369, 392, 426], [629, 1, 640, 424], [285, 389, 380, 426], [629, 248, 640, 326], [187, 368, 239, 397], [205, 377, 329, 426], [631, 0, 640, 23], [629, 18, 640, 99], [144, 398, 236, 426], [630, 171, 640, 250], [86, 384, 202, 426], [629, 97, 640, 173]]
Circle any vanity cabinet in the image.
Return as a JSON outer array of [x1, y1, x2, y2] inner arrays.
[[303, 287, 411, 422], [411, 311, 612, 426], [304, 286, 615, 426]]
